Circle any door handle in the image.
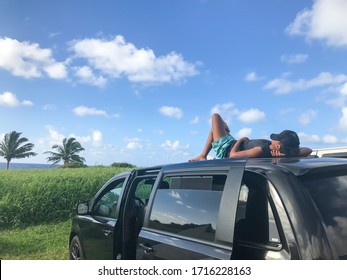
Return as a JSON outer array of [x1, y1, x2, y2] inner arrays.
[[138, 243, 154, 254], [103, 229, 112, 236]]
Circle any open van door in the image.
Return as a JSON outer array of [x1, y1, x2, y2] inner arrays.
[[136, 159, 247, 260], [113, 168, 160, 260]]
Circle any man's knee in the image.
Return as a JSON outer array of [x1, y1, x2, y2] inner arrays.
[[212, 113, 222, 125]]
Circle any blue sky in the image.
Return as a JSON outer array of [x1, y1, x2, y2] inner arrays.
[[1, 0, 347, 167]]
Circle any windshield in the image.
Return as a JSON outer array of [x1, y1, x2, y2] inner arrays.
[[302, 173, 347, 259]]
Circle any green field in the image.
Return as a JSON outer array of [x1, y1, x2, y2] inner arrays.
[[0, 166, 130, 259], [0, 220, 71, 260]]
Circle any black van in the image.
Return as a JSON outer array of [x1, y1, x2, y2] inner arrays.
[[70, 157, 347, 260]]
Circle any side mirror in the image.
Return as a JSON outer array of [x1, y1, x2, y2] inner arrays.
[[77, 202, 89, 215]]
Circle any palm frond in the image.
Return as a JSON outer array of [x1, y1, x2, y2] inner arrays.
[[44, 137, 86, 166], [0, 131, 37, 169]]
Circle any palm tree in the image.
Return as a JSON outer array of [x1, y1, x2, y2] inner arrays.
[[44, 137, 86, 167], [0, 131, 37, 170]]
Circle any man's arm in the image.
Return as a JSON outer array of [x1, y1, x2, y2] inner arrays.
[[271, 146, 312, 157], [298, 147, 312, 157], [228, 137, 263, 158]]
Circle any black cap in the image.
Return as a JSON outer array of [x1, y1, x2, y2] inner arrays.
[[270, 130, 300, 148]]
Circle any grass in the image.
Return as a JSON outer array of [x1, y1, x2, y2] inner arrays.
[[0, 166, 132, 259], [0, 166, 130, 228], [0, 220, 71, 260]]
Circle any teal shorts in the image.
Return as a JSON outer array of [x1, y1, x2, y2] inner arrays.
[[212, 135, 236, 159]]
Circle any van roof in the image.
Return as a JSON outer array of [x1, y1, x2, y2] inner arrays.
[[138, 157, 347, 177]]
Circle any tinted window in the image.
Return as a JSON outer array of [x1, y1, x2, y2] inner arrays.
[[148, 175, 226, 242], [234, 174, 280, 245], [303, 174, 347, 259], [93, 179, 125, 218], [134, 177, 156, 203]]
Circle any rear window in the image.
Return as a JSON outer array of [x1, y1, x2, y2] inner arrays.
[[302, 173, 347, 259], [148, 175, 226, 243]]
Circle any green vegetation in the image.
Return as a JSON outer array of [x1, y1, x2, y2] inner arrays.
[[0, 220, 71, 260], [44, 137, 85, 167], [0, 166, 131, 228], [0, 131, 37, 170], [111, 162, 137, 168], [0, 166, 134, 259]]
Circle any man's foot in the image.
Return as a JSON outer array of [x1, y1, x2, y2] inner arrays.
[[188, 155, 207, 162]]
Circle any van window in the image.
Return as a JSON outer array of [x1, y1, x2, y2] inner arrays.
[[234, 174, 280, 246], [148, 175, 226, 242], [93, 178, 125, 218], [302, 173, 347, 259]]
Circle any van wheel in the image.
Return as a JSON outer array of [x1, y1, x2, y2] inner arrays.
[[69, 236, 84, 260]]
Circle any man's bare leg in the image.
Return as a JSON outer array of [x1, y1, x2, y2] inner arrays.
[[189, 113, 230, 161], [188, 128, 213, 161]]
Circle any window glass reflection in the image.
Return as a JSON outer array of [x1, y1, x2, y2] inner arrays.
[[304, 175, 347, 259], [149, 175, 226, 242]]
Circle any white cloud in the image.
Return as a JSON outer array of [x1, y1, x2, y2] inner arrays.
[[298, 109, 317, 125], [49, 32, 61, 39], [0, 92, 20, 106], [40, 126, 106, 164], [286, 0, 347, 47], [235, 127, 252, 139], [48, 127, 97, 148], [44, 125, 65, 147], [69, 35, 199, 85], [74, 66, 107, 88], [159, 106, 183, 119], [211, 102, 235, 115], [169, 191, 181, 200], [341, 82, 347, 96], [0, 37, 67, 79], [325, 82, 347, 108], [298, 132, 345, 148], [323, 134, 338, 144], [279, 108, 296, 117], [245, 71, 264, 82], [0, 91, 34, 107], [190, 116, 199, 124], [44, 63, 68, 79], [210, 102, 239, 124], [237, 108, 266, 123], [72, 134, 92, 145], [161, 140, 180, 151], [161, 140, 190, 158], [92, 130, 103, 147], [210, 103, 265, 125], [280, 53, 308, 64], [43, 104, 57, 111], [126, 139, 143, 150], [0, 35, 198, 86], [338, 107, 347, 131], [21, 100, 34, 106], [298, 132, 321, 143], [73, 105, 108, 117], [264, 72, 347, 94]]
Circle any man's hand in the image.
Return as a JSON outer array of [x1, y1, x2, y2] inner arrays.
[[271, 150, 286, 157], [239, 137, 249, 142]]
